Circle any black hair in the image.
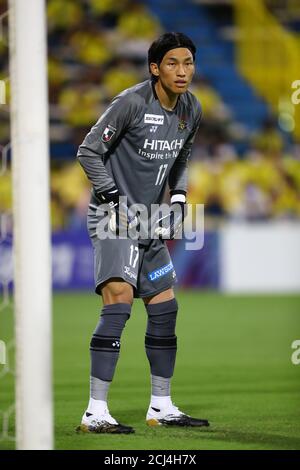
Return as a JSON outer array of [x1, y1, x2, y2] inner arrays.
[[148, 32, 196, 81]]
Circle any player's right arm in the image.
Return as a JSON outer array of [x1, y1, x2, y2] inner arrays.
[[77, 92, 140, 197]]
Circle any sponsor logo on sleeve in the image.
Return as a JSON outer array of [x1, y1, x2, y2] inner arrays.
[[101, 125, 116, 143], [144, 114, 164, 125]]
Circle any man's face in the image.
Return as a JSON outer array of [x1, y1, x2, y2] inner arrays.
[[151, 47, 195, 94]]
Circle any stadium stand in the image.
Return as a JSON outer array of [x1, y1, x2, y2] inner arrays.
[[0, 0, 299, 229]]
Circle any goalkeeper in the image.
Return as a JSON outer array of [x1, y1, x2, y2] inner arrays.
[[77, 32, 209, 434]]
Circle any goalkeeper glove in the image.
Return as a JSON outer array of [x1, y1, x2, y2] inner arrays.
[[95, 186, 138, 233], [96, 185, 119, 209], [154, 192, 187, 240]]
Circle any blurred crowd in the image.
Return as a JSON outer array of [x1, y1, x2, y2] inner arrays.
[[265, 0, 300, 31], [0, 0, 299, 230]]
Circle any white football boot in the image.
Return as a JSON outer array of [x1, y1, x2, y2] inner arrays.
[[146, 402, 209, 427], [77, 408, 134, 434]]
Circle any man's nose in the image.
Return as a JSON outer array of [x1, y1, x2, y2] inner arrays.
[[176, 64, 186, 76]]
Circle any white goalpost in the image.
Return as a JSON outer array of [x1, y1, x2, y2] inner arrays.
[[9, 0, 53, 449]]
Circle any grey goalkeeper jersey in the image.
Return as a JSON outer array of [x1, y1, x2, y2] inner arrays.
[[77, 79, 202, 213]]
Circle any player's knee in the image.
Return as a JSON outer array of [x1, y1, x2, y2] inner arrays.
[[95, 304, 131, 338], [148, 312, 177, 335], [91, 303, 132, 344], [146, 298, 178, 335], [101, 279, 134, 305]]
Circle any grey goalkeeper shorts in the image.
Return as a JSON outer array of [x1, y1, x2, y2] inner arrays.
[[88, 217, 178, 298]]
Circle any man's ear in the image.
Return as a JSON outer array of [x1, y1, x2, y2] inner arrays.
[[150, 62, 159, 77]]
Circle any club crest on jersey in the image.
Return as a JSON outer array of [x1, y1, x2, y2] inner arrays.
[[178, 119, 187, 131], [101, 125, 116, 143], [144, 114, 164, 125]]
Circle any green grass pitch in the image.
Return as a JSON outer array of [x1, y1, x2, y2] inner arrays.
[[0, 291, 300, 450]]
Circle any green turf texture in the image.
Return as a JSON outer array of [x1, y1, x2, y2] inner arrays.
[[0, 291, 299, 450]]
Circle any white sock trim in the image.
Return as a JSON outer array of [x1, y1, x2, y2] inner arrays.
[[150, 395, 172, 408], [87, 397, 107, 415]]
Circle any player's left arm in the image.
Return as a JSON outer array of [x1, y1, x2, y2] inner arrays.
[[155, 105, 202, 239], [168, 106, 202, 203]]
